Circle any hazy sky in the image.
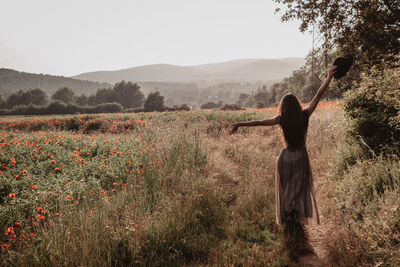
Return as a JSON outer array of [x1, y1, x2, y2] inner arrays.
[[1, 0, 311, 76]]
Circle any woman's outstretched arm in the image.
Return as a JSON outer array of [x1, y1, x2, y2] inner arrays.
[[229, 116, 279, 135], [306, 65, 337, 116]]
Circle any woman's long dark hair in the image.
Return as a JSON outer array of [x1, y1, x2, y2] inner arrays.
[[278, 93, 309, 150]]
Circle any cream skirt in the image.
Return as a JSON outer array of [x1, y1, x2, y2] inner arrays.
[[275, 147, 320, 225]]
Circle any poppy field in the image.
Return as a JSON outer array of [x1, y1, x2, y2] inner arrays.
[[2, 101, 395, 266], [1, 108, 292, 266]]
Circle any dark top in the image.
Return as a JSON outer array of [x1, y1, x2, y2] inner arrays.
[[279, 109, 309, 151]]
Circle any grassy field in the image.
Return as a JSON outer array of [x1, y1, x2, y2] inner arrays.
[[0, 101, 398, 266]]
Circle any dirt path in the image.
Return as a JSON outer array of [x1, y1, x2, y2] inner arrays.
[[295, 217, 333, 267], [207, 128, 335, 266]]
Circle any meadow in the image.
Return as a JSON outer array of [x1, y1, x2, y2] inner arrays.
[[0, 101, 398, 266]]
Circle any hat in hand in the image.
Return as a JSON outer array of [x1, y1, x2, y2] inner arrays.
[[333, 54, 353, 79]]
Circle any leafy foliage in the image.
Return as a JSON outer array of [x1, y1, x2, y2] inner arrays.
[[200, 101, 221, 109], [144, 91, 165, 112], [5, 88, 48, 108], [113, 81, 145, 109], [344, 66, 400, 153], [274, 0, 400, 67], [52, 87, 76, 104], [0, 101, 123, 115]]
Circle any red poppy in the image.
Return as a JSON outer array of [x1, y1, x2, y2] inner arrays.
[[6, 226, 14, 236]]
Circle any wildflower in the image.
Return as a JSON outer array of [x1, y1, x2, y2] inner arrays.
[[89, 190, 94, 194], [65, 195, 71, 200], [108, 196, 113, 200], [6, 227, 14, 236], [15, 222, 21, 227], [65, 183, 70, 187], [51, 159, 56, 164], [8, 193, 16, 199], [55, 213, 60, 217], [55, 167, 60, 171], [112, 182, 118, 186], [89, 210, 94, 214], [19, 234, 26, 240], [29, 233, 36, 238], [31, 185, 37, 190], [37, 207, 43, 213], [37, 214, 46, 221]]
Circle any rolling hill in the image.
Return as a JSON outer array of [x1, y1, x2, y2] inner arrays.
[[0, 68, 111, 98], [73, 58, 305, 84]]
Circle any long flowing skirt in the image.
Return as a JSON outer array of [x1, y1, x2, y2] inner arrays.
[[275, 147, 320, 225]]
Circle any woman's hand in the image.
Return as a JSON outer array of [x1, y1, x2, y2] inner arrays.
[[328, 65, 337, 78], [229, 123, 240, 135]]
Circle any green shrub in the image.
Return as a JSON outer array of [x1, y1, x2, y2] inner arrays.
[[344, 67, 400, 154], [330, 137, 365, 177]]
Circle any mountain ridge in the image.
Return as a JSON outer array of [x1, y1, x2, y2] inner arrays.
[[72, 57, 305, 84]]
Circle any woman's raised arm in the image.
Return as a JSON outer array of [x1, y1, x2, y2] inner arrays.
[[229, 116, 279, 135], [306, 66, 337, 116]]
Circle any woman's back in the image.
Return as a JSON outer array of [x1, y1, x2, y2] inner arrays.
[[278, 94, 309, 151]]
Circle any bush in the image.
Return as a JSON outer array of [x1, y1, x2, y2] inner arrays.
[[344, 67, 400, 153], [164, 104, 191, 112], [144, 91, 165, 112], [200, 101, 221, 109], [220, 104, 242, 111], [124, 107, 145, 113], [0, 102, 123, 115], [93, 102, 123, 113]]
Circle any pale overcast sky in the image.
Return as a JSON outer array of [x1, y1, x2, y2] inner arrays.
[[1, 0, 311, 76]]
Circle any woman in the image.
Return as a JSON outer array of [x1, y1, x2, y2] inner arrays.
[[229, 65, 337, 226]]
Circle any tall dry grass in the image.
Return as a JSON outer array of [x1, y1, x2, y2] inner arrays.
[[5, 106, 393, 266]]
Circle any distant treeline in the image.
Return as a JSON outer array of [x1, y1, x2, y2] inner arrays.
[[138, 81, 270, 108], [233, 51, 351, 109], [0, 81, 190, 115]]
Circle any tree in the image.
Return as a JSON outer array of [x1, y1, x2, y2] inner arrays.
[[52, 87, 76, 104], [94, 88, 117, 105], [6, 90, 30, 108], [76, 94, 88, 106], [144, 91, 165, 112], [274, 0, 400, 67], [254, 86, 270, 107], [0, 94, 5, 108], [113, 81, 145, 109], [87, 95, 97, 106], [28, 88, 48, 106], [236, 93, 250, 107]]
